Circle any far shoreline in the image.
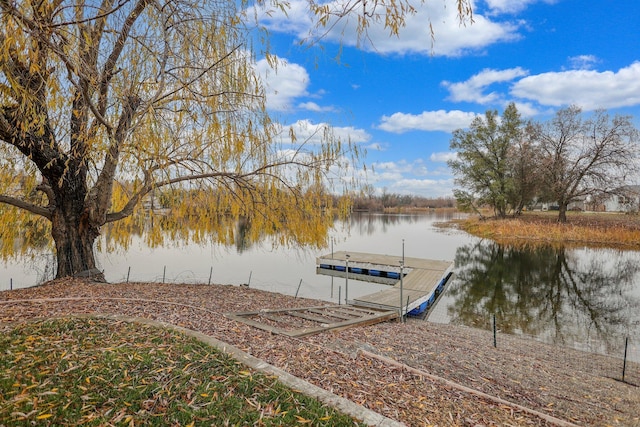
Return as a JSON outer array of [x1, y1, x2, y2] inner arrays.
[[438, 210, 640, 249]]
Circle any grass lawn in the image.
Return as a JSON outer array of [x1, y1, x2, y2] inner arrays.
[[0, 317, 365, 426]]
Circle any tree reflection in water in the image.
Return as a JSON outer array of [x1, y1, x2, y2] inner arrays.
[[446, 241, 640, 353]]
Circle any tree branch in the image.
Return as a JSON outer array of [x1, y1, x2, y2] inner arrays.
[[0, 194, 52, 219]]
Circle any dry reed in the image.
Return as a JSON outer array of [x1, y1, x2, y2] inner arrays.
[[454, 212, 640, 249]]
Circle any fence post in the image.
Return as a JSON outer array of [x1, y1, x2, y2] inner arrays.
[[162, 266, 166, 283], [399, 260, 404, 322], [10, 278, 12, 291], [126, 267, 131, 283], [295, 279, 303, 298], [345, 254, 350, 305], [247, 271, 252, 287], [208, 267, 213, 285], [338, 287, 341, 306], [331, 276, 334, 299], [493, 314, 497, 348], [622, 337, 629, 383], [405, 295, 410, 323]]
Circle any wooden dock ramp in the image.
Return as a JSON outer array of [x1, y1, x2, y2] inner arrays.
[[317, 251, 454, 316], [225, 305, 398, 337]]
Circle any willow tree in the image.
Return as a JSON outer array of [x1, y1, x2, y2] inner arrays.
[[0, 0, 363, 281], [0, 0, 474, 282]]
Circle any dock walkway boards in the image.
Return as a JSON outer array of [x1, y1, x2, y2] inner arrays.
[[317, 251, 454, 315]]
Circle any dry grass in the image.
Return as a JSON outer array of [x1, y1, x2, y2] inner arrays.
[[452, 211, 640, 249]]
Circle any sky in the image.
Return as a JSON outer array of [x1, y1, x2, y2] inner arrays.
[[250, 0, 640, 198]]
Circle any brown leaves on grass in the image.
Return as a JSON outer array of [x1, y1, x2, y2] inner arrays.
[[0, 317, 364, 426]]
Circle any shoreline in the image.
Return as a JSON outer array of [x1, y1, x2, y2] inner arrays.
[[444, 211, 640, 249]]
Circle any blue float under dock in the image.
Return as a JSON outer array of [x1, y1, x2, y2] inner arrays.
[[316, 251, 454, 317]]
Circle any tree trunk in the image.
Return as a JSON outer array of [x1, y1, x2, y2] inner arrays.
[[558, 203, 568, 223], [50, 198, 105, 282]]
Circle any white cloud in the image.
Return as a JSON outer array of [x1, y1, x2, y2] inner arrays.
[[255, 57, 310, 111], [386, 178, 455, 197], [298, 101, 337, 112], [333, 125, 371, 144], [511, 101, 543, 117], [511, 62, 640, 110], [374, 159, 428, 178], [372, 162, 406, 182], [430, 152, 457, 163], [442, 67, 529, 103], [366, 159, 456, 197], [378, 110, 479, 133], [483, 0, 557, 15], [567, 55, 599, 70], [254, 0, 521, 56], [366, 142, 387, 151], [286, 119, 371, 145]]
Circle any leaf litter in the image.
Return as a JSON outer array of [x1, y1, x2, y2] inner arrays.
[[1, 278, 639, 426]]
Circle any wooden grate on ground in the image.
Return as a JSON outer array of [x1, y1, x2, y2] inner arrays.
[[224, 305, 398, 337]]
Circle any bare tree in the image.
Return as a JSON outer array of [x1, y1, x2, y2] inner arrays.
[[532, 106, 639, 222]]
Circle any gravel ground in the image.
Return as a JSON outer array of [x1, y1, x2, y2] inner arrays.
[[1, 279, 638, 426]]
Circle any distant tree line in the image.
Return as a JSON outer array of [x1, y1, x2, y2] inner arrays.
[[449, 104, 640, 222], [351, 187, 456, 211]]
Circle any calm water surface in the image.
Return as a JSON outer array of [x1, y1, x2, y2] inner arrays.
[[3, 212, 639, 354]]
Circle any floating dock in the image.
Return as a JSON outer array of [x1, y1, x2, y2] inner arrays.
[[317, 251, 454, 317], [225, 251, 453, 338]]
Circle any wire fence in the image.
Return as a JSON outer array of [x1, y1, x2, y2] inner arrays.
[[427, 307, 640, 387], [1, 262, 342, 304]]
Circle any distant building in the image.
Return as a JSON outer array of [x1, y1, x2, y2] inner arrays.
[[602, 185, 640, 213]]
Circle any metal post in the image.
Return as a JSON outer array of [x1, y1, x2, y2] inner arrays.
[[208, 267, 213, 285], [493, 314, 497, 348], [345, 254, 350, 305], [338, 286, 341, 305], [295, 279, 303, 298], [405, 295, 410, 323], [10, 278, 12, 291], [622, 337, 629, 382], [162, 266, 166, 283], [248, 271, 252, 287], [399, 261, 404, 322], [331, 276, 334, 299], [126, 267, 131, 283]]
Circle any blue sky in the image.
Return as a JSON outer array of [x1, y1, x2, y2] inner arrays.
[[251, 0, 640, 198]]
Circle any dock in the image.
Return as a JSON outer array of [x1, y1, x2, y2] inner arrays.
[[317, 251, 454, 316], [225, 251, 453, 337]]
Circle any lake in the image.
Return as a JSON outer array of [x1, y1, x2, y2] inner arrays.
[[2, 211, 639, 357]]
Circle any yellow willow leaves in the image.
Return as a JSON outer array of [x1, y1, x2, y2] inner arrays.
[[0, 204, 51, 259], [1, 0, 362, 263], [101, 182, 337, 252]]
